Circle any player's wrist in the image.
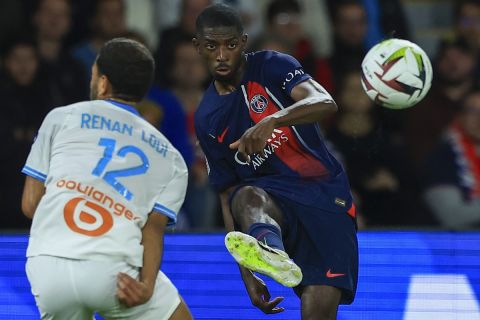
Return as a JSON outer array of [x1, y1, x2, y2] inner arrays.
[[141, 279, 155, 297], [238, 264, 254, 277], [264, 114, 281, 128]]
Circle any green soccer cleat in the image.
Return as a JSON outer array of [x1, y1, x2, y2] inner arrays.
[[225, 231, 303, 287]]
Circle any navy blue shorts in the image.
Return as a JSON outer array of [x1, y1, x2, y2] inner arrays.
[[273, 195, 359, 304], [230, 187, 359, 304]]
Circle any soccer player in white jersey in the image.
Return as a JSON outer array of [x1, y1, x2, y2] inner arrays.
[[21, 38, 192, 319]]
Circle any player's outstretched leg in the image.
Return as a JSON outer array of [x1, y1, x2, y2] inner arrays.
[[225, 186, 302, 287]]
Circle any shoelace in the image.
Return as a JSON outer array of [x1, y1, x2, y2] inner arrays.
[[257, 240, 286, 257]]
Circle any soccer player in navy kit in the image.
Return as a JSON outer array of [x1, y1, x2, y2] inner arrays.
[[193, 4, 358, 319]]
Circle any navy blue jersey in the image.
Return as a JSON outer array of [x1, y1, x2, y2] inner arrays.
[[195, 51, 352, 213]]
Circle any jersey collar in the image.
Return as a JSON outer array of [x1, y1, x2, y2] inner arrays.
[[106, 99, 140, 116]]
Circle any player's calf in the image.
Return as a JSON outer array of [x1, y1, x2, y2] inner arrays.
[[300, 285, 342, 320]]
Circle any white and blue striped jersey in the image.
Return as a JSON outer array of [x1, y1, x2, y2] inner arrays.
[[22, 100, 188, 267]]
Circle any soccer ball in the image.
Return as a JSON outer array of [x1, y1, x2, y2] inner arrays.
[[360, 38, 433, 109]]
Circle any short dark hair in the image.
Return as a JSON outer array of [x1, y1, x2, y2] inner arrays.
[[195, 3, 243, 36], [96, 38, 154, 102]]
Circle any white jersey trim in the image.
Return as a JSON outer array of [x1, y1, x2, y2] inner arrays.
[[22, 166, 47, 183]]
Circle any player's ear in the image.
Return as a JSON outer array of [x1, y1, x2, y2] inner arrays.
[[97, 75, 110, 99], [241, 34, 248, 48]]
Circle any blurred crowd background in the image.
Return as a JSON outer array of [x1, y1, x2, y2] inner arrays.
[[1, 0, 479, 232]]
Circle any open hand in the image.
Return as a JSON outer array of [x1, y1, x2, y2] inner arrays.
[[116, 272, 154, 308], [242, 269, 285, 314]]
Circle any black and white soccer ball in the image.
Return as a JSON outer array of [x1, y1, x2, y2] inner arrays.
[[361, 38, 433, 109]]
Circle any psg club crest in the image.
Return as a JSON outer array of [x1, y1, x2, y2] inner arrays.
[[250, 94, 268, 113]]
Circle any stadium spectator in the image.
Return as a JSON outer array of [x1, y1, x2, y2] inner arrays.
[[330, 0, 369, 90], [154, 0, 211, 87], [265, 0, 307, 57], [454, 0, 480, 53], [361, 0, 410, 48], [0, 37, 50, 229], [327, 71, 419, 226], [73, 0, 127, 78], [32, 0, 88, 107], [297, 0, 333, 58], [327, 0, 410, 48], [422, 90, 480, 229], [404, 37, 478, 169], [265, 0, 334, 92]]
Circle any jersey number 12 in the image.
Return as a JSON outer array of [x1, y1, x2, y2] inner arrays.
[[92, 138, 149, 201]]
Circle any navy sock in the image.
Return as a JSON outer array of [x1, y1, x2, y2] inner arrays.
[[247, 222, 285, 251]]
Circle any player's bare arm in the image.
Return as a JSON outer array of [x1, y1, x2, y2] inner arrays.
[[278, 78, 337, 125], [21, 176, 46, 219], [230, 79, 337, 158], [117, 213, 168, 308]]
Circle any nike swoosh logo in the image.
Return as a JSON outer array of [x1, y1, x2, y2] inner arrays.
[[217, 127, 229, 143], [326, 269, 345, 278]]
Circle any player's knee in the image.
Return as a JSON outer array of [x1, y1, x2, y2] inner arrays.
[[231, 186, 269, 217]]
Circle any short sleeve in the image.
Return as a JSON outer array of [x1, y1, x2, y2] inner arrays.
[[265, 52, 312, 94], [152, 153, 188, 226], [22, 109, 63, 183]]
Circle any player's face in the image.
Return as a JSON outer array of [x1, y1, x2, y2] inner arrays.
[[194, 26, 247, 82]]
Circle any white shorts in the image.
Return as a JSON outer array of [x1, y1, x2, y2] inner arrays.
[[26, 255, 181, 320]]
